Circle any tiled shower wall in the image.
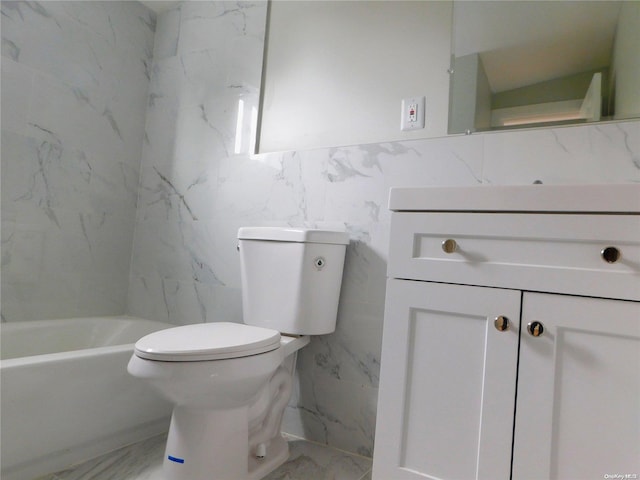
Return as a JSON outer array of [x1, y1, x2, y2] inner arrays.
[[128, 1, 640, 457], [1, 1, 155, 321]]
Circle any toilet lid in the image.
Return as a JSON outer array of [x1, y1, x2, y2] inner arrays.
[[134, 322, 281, 362]]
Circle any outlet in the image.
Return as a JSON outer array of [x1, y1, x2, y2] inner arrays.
[[400, 96, 425, 131]]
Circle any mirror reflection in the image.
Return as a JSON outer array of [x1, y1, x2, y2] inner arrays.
[[448, 1, 639, 134]]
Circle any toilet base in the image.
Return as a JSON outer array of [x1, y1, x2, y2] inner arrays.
[[247, 434, 289, 480], [162, 406, 247, 480], [130, 339, 310, 480], [161, 405, 289, 480]]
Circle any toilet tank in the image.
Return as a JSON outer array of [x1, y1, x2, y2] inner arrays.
[[237, 227, 349, 335]]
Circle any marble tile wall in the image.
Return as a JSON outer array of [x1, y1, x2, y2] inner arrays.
[[127, 0, 269, 325], [1, 1, 155, 321], [128, 0, 639, 459]]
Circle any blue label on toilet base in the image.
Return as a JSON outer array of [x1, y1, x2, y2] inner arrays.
[[168, 455, 185, 464]]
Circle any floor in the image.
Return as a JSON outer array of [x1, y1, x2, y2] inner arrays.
[[37, 433, 373, 480]]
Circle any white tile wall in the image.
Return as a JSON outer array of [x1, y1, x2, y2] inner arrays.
[[1, 1, 155, 321]]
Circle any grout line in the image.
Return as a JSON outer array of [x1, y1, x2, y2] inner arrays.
[[282, 432, 374, 462], [356, 468, 373, 480]]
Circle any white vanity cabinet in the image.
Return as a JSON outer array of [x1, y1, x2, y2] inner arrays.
[[372, 185, 640, 480]]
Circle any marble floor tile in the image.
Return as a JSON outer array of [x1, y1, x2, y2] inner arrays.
[[37, 433, 372, 480], [263, 436, 372, 480]]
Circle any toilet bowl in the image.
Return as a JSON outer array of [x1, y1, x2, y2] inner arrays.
[[128, 323, 309, 480], [128, 227, 348, 480]]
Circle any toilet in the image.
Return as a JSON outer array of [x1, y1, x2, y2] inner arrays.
[[127, 227, 348, 480]]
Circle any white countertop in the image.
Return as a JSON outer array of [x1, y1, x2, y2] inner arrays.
[[388, 184, 640, 213]]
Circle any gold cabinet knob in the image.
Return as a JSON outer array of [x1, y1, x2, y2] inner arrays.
[[494, 316, 510, 332], [441, 239, 458, 254], [527, 321, 544, 337]]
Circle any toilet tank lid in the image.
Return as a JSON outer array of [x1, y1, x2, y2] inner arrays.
[[238, 227, 349, 245]]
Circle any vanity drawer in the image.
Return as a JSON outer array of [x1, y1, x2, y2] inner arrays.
[[388, 212, 640, 301]]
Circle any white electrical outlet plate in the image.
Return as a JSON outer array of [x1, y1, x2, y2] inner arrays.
[[400, 96, 425, 131]]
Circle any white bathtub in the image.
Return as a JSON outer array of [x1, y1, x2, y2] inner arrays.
[[0, 316, 174, 480]]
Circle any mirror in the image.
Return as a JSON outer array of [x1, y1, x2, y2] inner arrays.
[[259, 0, 639, 153], [448, 0, 639, 134], [258, 0, 452, 153]]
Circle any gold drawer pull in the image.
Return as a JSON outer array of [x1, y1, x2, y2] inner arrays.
[[441, 239, 458, 254]]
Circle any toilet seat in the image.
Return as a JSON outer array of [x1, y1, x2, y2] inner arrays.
[[134, 322, 281, 362]]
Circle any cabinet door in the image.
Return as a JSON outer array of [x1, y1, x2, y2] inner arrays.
[[513, 293, 640, 480], [372, 279, 521, 480]]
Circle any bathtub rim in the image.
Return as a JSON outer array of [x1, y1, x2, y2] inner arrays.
[[0, 315, 173, 364], [1, 342, 141, 368]]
